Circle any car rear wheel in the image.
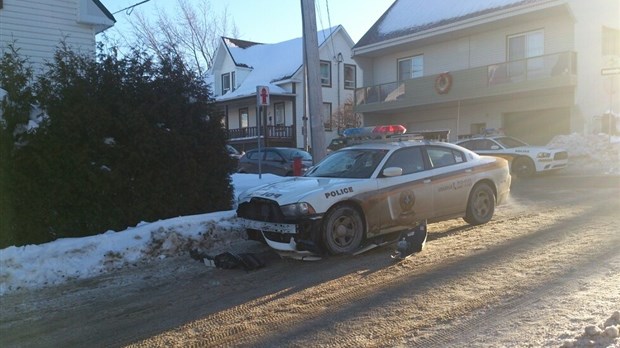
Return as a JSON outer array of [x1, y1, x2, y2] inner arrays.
[[322, 205, 364, 255], [464, 183, 495, 225], [512, 157, 535, 177]]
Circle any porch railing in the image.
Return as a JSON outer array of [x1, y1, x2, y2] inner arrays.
[[354, 51, 577, 107], [227, 125, 294, 140]]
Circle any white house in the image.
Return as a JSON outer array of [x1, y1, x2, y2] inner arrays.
[[211, 25, 360, 151], [0, 0, 115, 74], [352, 0, 620, 145]]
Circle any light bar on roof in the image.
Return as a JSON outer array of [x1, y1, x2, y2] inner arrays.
[[342, 125, 407, 138]]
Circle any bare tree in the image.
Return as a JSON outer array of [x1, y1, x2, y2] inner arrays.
[[114, 0, 238, 76], [328, 96, 362, 134]]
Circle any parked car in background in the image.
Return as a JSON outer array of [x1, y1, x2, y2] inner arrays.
[[237, 147, 313, 176], [226, 145, 244, 160], [237, 138, 511, 257], [456, 135, 568, 177]]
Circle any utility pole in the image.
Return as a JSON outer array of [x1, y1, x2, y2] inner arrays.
[[301, 0, 327, 162]]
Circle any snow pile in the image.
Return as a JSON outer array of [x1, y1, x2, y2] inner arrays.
[[0, 173, 283, 295], [0, 212, 237, 294], [561, 311, 620, 348], [548, 133, 620, 174]]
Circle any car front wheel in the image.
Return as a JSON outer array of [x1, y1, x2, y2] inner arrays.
[[322, 205, 364, 255], [512, 156, 535, 177], [464, 183, 495, 225]]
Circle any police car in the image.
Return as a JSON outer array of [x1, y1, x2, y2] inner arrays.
[[456, 134, 568, 177], [236, 126, 511, 257]]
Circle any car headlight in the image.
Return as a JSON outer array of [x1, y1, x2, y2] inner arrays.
[[537, 152, 551, 159], [281, 202, 316, 217]]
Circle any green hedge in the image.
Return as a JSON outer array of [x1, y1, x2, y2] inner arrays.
[[0, 45, 233, 247]]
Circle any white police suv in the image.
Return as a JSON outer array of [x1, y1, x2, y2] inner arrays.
[[236, 129, 512, 257], [456, 135, 568, 177]]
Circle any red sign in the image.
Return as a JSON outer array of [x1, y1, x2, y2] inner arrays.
[[257, 86, 270, 106]]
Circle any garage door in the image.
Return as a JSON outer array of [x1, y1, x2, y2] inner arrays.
[[503, 108, 570, 145]]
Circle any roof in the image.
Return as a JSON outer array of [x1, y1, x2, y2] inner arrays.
[[223, 37, 262, 50], [355, 0, 550, 49], [215, 25, 343, 101], [92, 0, 116, 24]]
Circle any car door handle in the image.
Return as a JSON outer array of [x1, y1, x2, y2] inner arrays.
[[424, 179, 431, 184], [465, 169, 472, 173]]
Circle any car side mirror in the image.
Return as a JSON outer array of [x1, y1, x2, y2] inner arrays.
[[383, 167, 403, 177]]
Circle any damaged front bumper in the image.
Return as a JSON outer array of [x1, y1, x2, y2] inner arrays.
[[237, 216, 324, 255]]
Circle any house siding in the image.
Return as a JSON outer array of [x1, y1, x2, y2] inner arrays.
[[219, 27, 360, 151], [368, 15, 574, 86], [354, 0, 619, 144], [1, 0, 101, 74]]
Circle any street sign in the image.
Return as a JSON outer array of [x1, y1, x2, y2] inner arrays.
[[257, 86, 270, 106], [601, 67, 620, 76]]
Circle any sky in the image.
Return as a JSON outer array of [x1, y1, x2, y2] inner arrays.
[[98, 0, 395, 45]]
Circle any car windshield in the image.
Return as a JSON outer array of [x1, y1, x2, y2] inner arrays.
[[305, 149, 389, 178], [283, 149, 312, 161], [495, 136, 528, 148], [226, 145, 240, 155]]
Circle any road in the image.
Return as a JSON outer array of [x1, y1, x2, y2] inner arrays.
[[1, 174, 619, 347]]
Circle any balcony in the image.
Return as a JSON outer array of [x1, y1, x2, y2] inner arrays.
[[355, 51, 577, 113], [227, 125, 295, 148]]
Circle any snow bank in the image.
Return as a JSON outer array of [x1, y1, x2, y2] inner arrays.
[[0, 173, 284, 295], [561, 311, 620, 347], [548, 133, 620, 174]]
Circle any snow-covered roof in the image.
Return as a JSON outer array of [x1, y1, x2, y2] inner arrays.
[[215, 25, 342, 101], [355, 0, 551, 48]]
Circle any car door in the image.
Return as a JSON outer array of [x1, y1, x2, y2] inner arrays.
[[243, 150, 261, 173], [262, 149, 287, 175], [375, 147, 435, 235], [425, 146, 472, 217]]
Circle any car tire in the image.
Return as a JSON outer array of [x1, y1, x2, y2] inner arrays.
[[322, 205, 364, 255], [464, 182, 495, 225], [512, 157, 535, 177]]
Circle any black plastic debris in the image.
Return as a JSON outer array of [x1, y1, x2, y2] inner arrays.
[[190, 249, 265, 271]]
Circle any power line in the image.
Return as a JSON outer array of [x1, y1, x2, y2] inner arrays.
[[325, 0, 337, 59], [113, 0, 152, 15]]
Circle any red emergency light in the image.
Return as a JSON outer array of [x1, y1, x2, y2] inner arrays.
[[342, 124, 407, 137], [372, 125, 407, 134]]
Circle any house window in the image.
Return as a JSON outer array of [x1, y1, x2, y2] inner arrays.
[[320, 60, 332, 87], [221, 73, 231, 94], [603, 26, 620, 55], [231, 71, 236, 91], [274, 103, 285, 126], [398, 55, 424, 81], [239, 108, 248, 128], [508, 30, 544, 77], [323, 102, 332, 130], [344, 64, 356, 89]]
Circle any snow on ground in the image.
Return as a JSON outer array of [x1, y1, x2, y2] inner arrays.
[[0, 173, 283, 295], [0, 133, 618, 296]]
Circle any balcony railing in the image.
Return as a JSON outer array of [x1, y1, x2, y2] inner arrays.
[[355, 51, 577, 109], [227, 125, 294, 140]]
